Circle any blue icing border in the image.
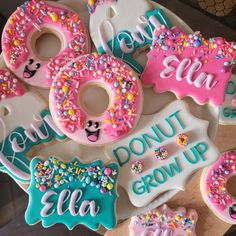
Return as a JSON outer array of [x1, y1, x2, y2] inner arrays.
[[25, 157, 119, 230], [0, 109, 66, 183], [97, 8, 172, 74]]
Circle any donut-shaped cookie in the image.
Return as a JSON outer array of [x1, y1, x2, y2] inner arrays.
[[49, 53, 143, 146], [2, 0, 89, 88], [201, 151, 236, 224]]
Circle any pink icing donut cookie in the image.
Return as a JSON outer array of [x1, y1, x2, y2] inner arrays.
[[201, 151, 236, 224], [2, 0, 89, 88], [49, 53, 143, 146], [129, 204, 198, 236]]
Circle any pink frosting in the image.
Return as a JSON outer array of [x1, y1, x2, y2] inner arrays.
[[142, 26, 236, 106], [2, 0, 89, 88], [202, 151, 236, 223], [50, 53, 143, 146], [0, 69, 25, 101], [129, 204, 198, 236]]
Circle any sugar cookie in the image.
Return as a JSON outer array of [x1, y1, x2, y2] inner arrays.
[[2, 0, 89, 88], [201, 151, 236, 224], [142, 26, 236, 106], [88, 0, 171, 74], [25, 156, 119, 230], [50, 53, 143, 146], [129, 204, 198, 236], [106, 100, 219, 207]]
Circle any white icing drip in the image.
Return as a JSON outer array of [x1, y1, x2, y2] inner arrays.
[[40, 189, 100, 218], [98, 20, 114, 54], [69, 189, 83, 216], [186, 60, 202, 84], [0, 152, 30, 180], [160, 55, 179, 79], [24, 129, 37, 142], [57, 189, 71, 215], [176, 58, 191, 81], [31, 114, 49, 140], [160, 55, 217, 90], [43, 115, 64, 137], [79, 200, 100, 217], [195, 73, 218, 90], [98, 14, 161, 55], [41, 190, 57, 217]]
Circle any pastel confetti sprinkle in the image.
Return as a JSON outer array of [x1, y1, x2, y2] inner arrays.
[[131, 160, 144, 174]]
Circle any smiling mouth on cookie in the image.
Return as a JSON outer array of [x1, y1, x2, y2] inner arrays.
[[23, 65, 37, 79], [85, 129, 100, 142]]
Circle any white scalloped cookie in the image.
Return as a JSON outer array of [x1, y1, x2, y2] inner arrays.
[[88, 0, 172, 74], [106, 100, 219, 207]]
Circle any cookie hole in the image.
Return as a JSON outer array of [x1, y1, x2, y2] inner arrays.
[[227, 175, 236, 197], [79, 83, 112, 116], [34, 30, 62, 60], [109, 6, 116, 18], [3, 107, 10, 116]]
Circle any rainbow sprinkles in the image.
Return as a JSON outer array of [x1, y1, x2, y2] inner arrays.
[[142, 26, 236, 106], [25, 157, 119, 230]]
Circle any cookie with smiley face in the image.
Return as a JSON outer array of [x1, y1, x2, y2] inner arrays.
[[23, 59, 41, 80], [85, 120, 100, 143], [2, 0, 89, 88], [49, 53, 143, 146]]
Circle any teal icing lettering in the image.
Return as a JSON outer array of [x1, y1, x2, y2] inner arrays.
[[129, 138, 146, 156], [141, 126, 162, 148], [223, 108, 236, 119], [132, 158, 182, 195], [169, 110, 185, 130], [155, 118, 175, 138], [97, 9, 172, 74], [112, 146, 130, 167], [226, 81, 236, 95], [132, 180, 146, 195], [161, 157, 181, 177], [183, 148, 199, 164], [141, 175, 157, 193], [193, 142, 208, 161], [183, 142, 208, 164], [153, 169, 166, 184]]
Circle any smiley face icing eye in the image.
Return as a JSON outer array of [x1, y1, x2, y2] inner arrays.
[[87, 120, 93, 127], [29, 59, 34, 65], [35, 63, 41, 69], [94, 122, 99, 129]]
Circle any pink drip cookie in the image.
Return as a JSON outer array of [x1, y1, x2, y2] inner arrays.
[[0, 68, 25, 100], [49, 53, 143, 146], [142, 26, 236, 106], [201, 151, 236, 224], [1, 0, 89, 88], [129, 204, 198, 236]]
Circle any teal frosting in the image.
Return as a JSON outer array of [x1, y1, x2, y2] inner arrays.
[[97, 8, 172, 74], [222, 80, 236, 119], [0, 109, 66, 183], [25, 157, 119, 231]]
